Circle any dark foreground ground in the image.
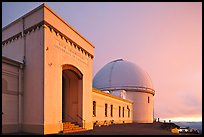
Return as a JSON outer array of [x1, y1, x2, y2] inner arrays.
[[3, 122, 201, 135], [65, 122, 175, 135]]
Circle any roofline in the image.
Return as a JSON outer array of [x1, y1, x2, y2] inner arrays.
[[43, 3, 95, 48], [2, 3, 45, 31], [2, 3, 95, 48], [92, 88, 133, 104]]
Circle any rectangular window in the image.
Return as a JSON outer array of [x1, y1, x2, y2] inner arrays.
[[110, 105, 113, 117], [93, 101, 96, 117], [127, 105, 130, 118], [119, 106, 121, 117], [122, 107, 124, 117], [105, 104, 108, 117], [148, 96, 150, 103]]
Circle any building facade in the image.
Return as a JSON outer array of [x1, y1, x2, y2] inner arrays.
[[2, 3, 154, 135], [2, 3, 94, 134], [92, 88, 133, 126]]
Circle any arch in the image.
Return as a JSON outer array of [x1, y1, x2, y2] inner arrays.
[[62, 64, 83, 79], [62, 64, 83, 126]]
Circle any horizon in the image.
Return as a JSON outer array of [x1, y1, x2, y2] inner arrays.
[[157, 116, 202, 123], [160, 119, 202, 123]]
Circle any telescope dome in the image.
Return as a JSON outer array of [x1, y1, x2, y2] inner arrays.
[[93, 59, 155, 95]]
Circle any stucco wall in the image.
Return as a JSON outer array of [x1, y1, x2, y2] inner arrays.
[[126, 91, 154, 123], [22, 24, 44, 134], [92, 89, 133, 125], [43, 7, 94, 133], [2, 34, 24, 63], [2, 62, 20, 133]]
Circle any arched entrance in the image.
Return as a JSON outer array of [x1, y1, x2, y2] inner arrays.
[[62, 64, 83, 125]]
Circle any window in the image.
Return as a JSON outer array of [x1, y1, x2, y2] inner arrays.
[[122, 107, 124, 117], [110, 105, 113, 117], [105, 104, 108, 117], [119, 106, 121, 117], [127, 105, 130, 118], [148, 96, 150, 103], [93, 101, 96, 117]]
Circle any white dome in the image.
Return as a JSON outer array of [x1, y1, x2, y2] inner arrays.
[[93, 59, 155, 95]]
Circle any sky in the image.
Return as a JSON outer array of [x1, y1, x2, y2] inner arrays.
[[2, 2, 202, 122]]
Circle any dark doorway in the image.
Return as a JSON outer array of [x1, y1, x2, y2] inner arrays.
[[62, 65, 83, 125]]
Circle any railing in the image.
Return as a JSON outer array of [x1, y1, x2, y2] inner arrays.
[[64, 114, 85, 129], [65, 114, 78, 124], [77, 114, 85, 129], [99, 86, 155, 95]]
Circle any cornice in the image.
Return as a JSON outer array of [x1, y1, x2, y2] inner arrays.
[[44, 21, 94, 59], [2, 21, 44, 46], [2, 21, 94, 60]]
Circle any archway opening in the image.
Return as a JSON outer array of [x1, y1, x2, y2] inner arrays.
[[62, 65, 83, 125]]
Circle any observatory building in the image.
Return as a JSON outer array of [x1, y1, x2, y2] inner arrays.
[[93, 59, 155, 123], [2, 4, 155, 135]]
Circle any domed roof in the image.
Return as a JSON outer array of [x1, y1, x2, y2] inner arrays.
[[93, 59, 155, 95]]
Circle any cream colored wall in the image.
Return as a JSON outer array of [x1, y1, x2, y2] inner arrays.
[[22, 25, 44, 134], [2, 33, 24, 63], [2, 5, 45, 134], [92, 89, 133, 125], [43, 4, 94, 134], [126, 91, 154, 123], [2, 62, 20, 133]]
